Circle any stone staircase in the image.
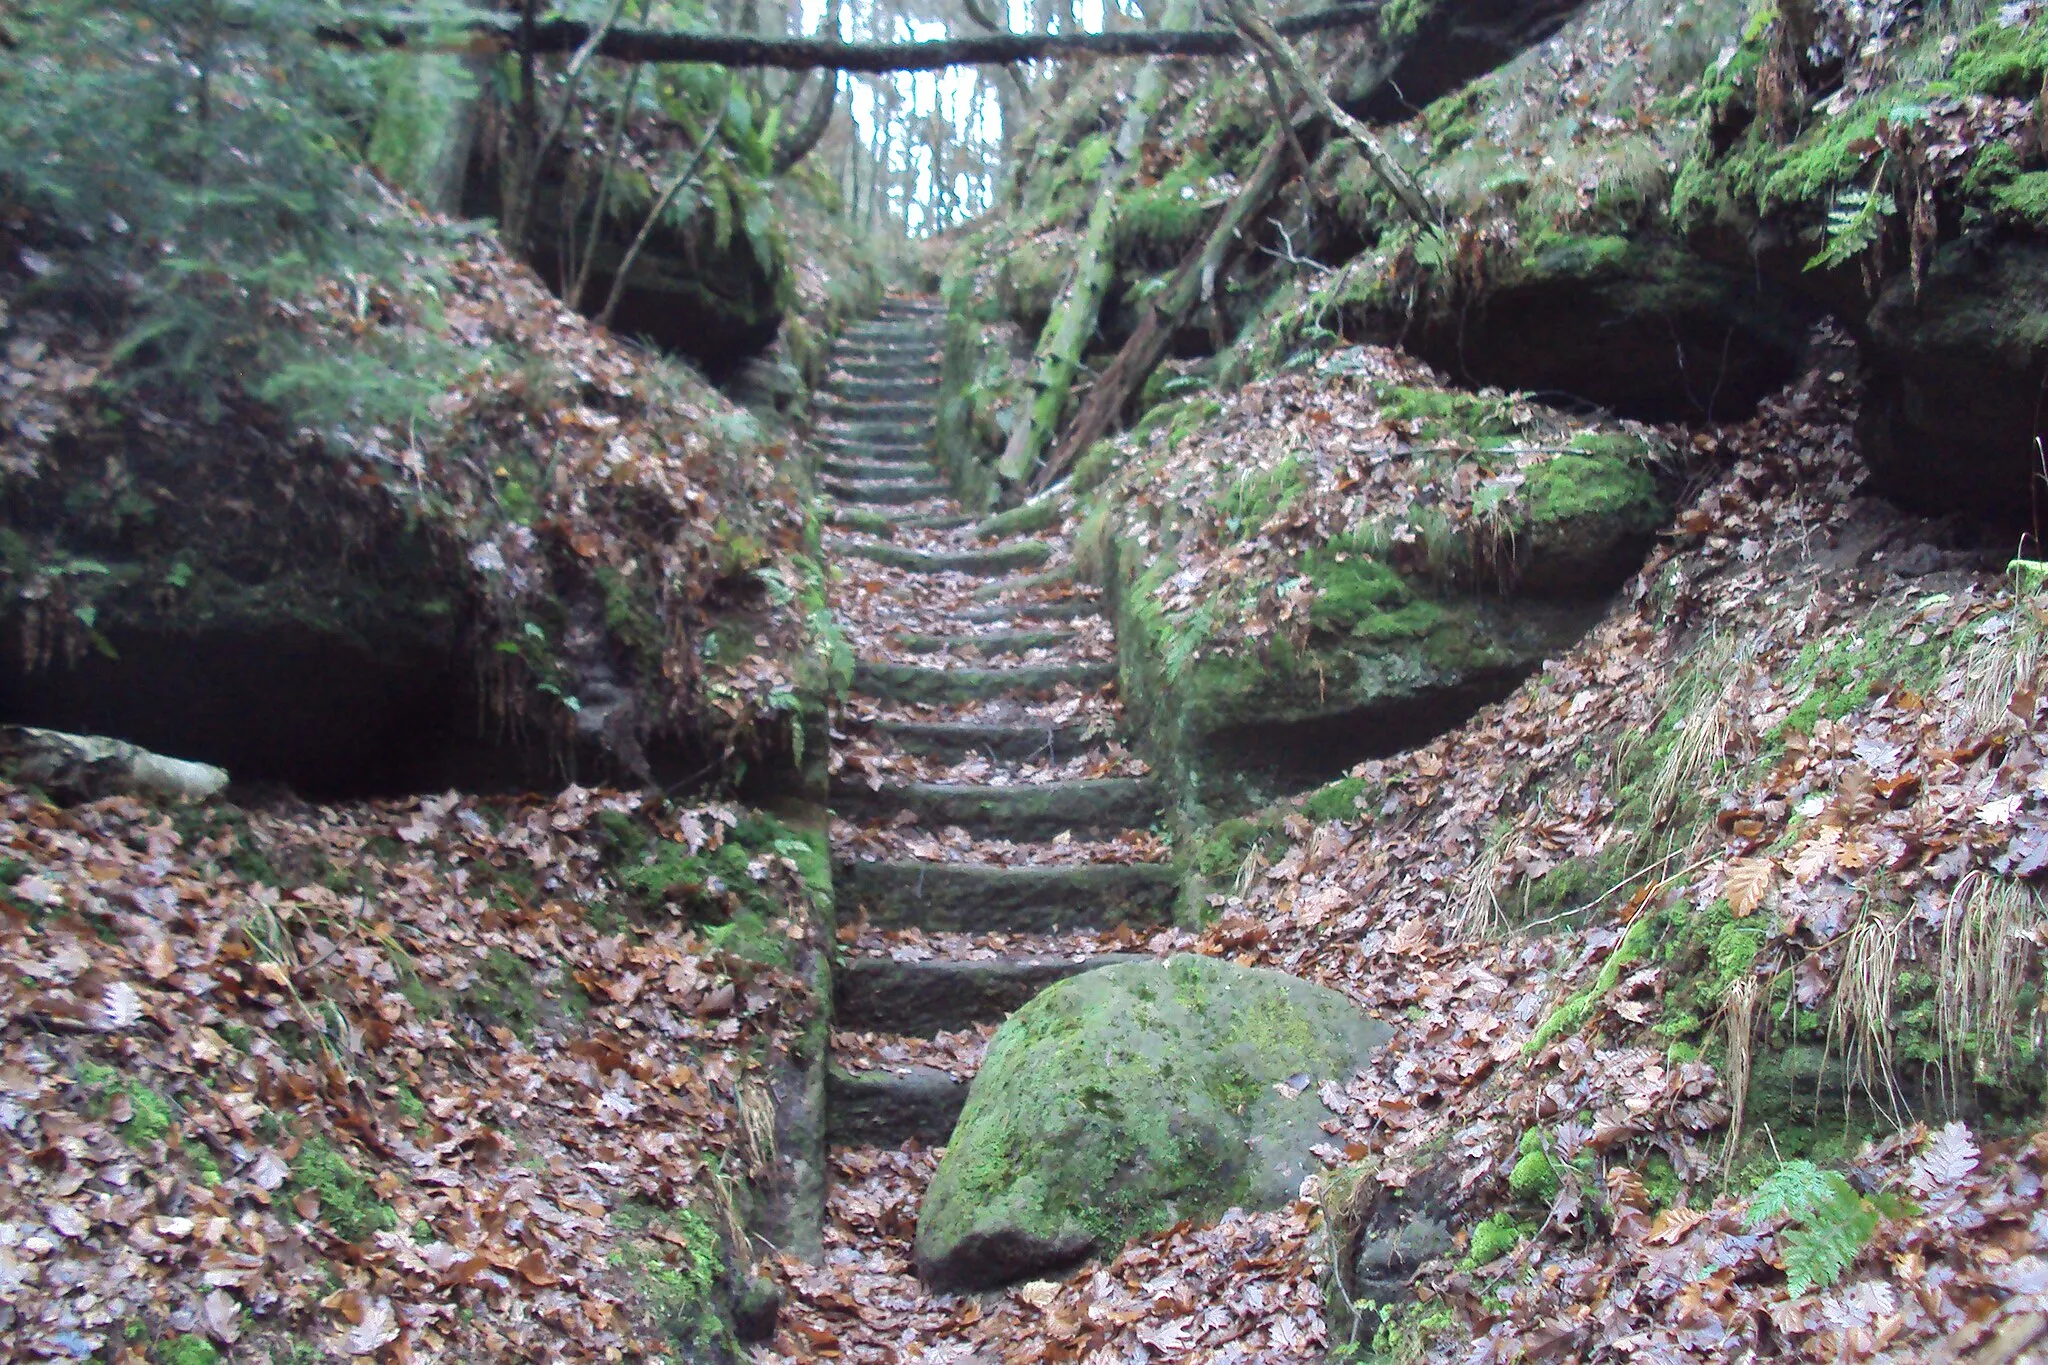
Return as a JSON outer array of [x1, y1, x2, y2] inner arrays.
[[814, 297, 1173, 1168]]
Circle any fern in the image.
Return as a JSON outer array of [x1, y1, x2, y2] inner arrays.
[[1744, 1159, 1880, 1295], [1806, 185, 1897, 272]]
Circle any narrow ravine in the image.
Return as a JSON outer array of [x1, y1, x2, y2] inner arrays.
[[778, 297, 1181, 1341]]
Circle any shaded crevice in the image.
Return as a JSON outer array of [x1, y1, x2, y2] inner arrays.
[[1199, 666, 1532, 805]]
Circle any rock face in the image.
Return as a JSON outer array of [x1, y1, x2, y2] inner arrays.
[[912, 955, 1391, 1292]]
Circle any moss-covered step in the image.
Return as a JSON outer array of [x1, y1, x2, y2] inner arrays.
[[837, 541, 1052, 575], [865, 718, 1104, 762], [913, 955, 1392, 1291], [828, 376, 942, 402], [814, 439, 936, 463], [835, 953, 1148, 1035], [828, 777, 1159, 838], [821, 477, 950, 506], [890, 626, 1077, 656], [822, 457, 942, 482], [830, 357, 943, 382], [814, 398, 936, 424], [825, 1066, 968, 1145], [851, 659, 1114, 704], [819, 419, 938, 445], [832, 343, 942, 366], [833, 859, 1177, 933]]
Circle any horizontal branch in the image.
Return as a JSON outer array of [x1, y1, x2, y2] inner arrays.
[[324, 3, 1385, 71]]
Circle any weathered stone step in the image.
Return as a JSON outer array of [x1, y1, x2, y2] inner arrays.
[[835, 859, 1177, 933], [829, 377, 941, 402], [825, 1067, 966, 1145], [844, 321, 943, 339], [815, 398, 934, 424], [836, 954, 1146, 1035], [958, 598, 1104, 624], [852, 659, 1113, 704], [835, 338, 940, 359], [815, 438, 934, 462], [823, 457, 941, 482], [865, 718, 1105, 762], [829, 509, 975, 535], [822, 477, 950, 506], [831, 357, 942, 381], [831, 777, 1158, 838], [822, 419, 938, 444], [970, 566, 1077, 602], [892, 627, 1079, 657], [838, 540, 1051, 575]]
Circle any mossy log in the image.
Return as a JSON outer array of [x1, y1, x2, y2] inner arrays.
[[996, 0, 1200, 487]]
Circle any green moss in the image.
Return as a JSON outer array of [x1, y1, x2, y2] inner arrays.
[[156, 1335, 220, 1365], [1953, 18, 2048, 96], [1367, 1300, 1460, 1363], [458, 946, 545, 1037], [1305, 554, 1445, 641], [610, 1201, 735, 1358], [705, 907, 792, 970], [1525, 912, 1656, 1053], [1119, 155, 1226, 255], [1463, 1210, 1530, 1267], [1523, 453, 1661, 528], [1992, 171, 2048, 223], [1300, 776, 1371, 825], [1508, 1130, 1560, 1203], [74, 1059, 175, 1148], [1378, 386, 1520, 442], [595, 564, 664, 670], [289, 1135, 397, 1243], [1194, 813, 1283, 881], [181, 1137, 223, 1186]]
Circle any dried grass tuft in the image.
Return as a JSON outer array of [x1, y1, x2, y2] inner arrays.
[[1937, 872, 2048, 1101], [1829, 908, 1906, 1123], [1720, 975, 1761, 1171]]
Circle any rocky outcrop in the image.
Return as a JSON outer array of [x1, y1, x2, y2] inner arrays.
[[913, 955, 1390, 1292]]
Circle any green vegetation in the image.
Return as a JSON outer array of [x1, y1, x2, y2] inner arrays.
[[156, 1336, 220, 1365], [1742, 1159, 1884, 1294], [1525, 913, 1656, 1053], [1463, 1210, 1531, 1267], [610, 1201, 736, 1358], [73, 1059, 175, 1148], [1508, 1129, 1560, 1203], [288, 1135, 397, 1244]]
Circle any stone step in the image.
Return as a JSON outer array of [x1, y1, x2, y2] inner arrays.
[[829, 510, 976, 535], [835, 338, 941, 360], [864, 718, 1106, 763], [814, 438, 935, 462], [831, 357, 943, 381], [957, 598, 1104, 624], [836, 954, 1145, 1035], [835, 859, 1178, 933], [837, 540, 1051, 576], [844, 320, 943, 338], [970, 566, 1077, 602], [821, 419, 939, 444], [829, 377, 942, 402], [815, 398, 935, 424], [822, 477, 950, 506], [892, 627, 1080, 657], [825, 1067, 966, 1145], [830, 777, 1159, 839], [823, 457, 942, 482], [852, 658, 1113, 704]]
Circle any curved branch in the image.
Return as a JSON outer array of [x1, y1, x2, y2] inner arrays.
[[323, 2, 1386, 70], [771, 70, 837, 174]]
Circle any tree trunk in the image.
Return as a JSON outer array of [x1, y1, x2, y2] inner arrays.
[[996, 0, 1199, 485], [1033, 124, 1295, 491]]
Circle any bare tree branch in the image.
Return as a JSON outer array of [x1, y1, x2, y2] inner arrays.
[[323, 2, 1386, 71]]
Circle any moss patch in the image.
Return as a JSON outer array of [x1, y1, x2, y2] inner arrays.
[[288, 1134, 397, 1244]]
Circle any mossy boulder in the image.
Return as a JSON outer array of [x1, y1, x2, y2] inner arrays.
[[913, 955, 1390, 1291]]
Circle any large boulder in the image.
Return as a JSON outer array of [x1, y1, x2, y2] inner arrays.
[[913, 955, 1391, 1292]]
